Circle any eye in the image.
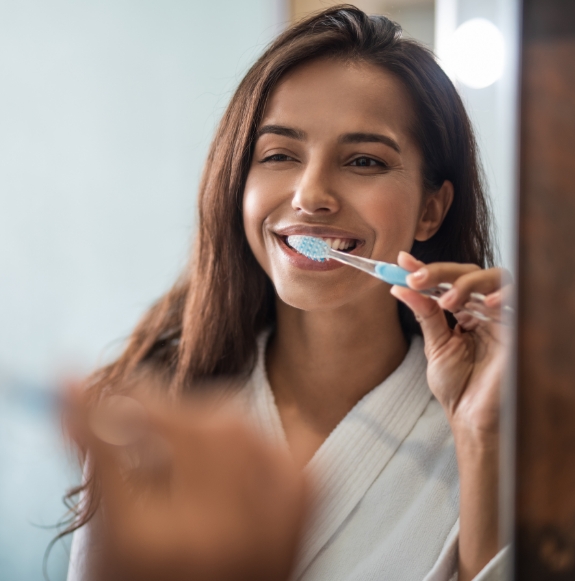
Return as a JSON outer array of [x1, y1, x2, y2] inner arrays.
[[349, 156, 387, 168], [261, 153, 296, 163]]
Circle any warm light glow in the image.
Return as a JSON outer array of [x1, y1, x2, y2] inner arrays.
[[445, 18, 505, 89]]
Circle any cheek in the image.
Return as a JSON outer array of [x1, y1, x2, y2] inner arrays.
[[242, 175, 274, 274], [361, 190, 422, 255]]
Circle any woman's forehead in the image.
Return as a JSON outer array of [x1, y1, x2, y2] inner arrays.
[[260, 58, 416, 143]]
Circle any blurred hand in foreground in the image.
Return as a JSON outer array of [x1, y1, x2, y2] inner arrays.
[[65, 385, 307, 581]]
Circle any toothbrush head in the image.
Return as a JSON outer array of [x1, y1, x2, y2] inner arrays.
[[286, 235, 330, 262]]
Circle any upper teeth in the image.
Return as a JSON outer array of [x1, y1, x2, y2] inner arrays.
[[322, 238, 355, 250]]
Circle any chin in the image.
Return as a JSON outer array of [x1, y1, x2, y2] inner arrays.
[[276, 290, 353, 312], [272, 276, 370, 312]]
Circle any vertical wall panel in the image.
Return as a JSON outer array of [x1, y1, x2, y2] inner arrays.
[[515, 0, 575, 578]]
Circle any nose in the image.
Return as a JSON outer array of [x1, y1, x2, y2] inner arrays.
[[291, 159, 340, 215]]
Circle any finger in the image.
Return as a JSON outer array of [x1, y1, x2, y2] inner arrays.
[[143, 399, 244, 459], [84, 424, 138, 517], [139, 401, 258, 495], [397, 251, 425, 272], [436, 268, 507, 312], [483, 283, 514, 309], [391, 285, 451, 354], [80, 393, 174, 502], [406, 262, 481, 291], [61, 383, 113, 456], [454, 310, 481, 332]]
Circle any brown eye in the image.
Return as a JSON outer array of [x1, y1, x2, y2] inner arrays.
[[350, 156, 386, 168], [261, 153, 294, 163]]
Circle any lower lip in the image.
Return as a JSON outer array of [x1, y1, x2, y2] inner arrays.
[[276, 236, 352, 271]]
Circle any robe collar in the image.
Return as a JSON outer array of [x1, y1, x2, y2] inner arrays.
[[245, 334, 432, 579]]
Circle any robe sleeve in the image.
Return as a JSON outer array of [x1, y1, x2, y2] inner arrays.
[[67, 519, 89, 581], [422, 519, 510, 581], [66, 507, 110, 581], [66, 459, 109, 581]]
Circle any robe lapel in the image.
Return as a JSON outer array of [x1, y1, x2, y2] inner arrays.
[[293, 337, 432, 578], [243, 335, 433, 580]]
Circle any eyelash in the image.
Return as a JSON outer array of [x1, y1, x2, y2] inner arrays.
[[349, 156, 388, 169], [261, 153, 294, 163], [260, 153, 389, 169]]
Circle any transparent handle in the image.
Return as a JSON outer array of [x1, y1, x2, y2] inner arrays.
[[419, 283, 514, 325]]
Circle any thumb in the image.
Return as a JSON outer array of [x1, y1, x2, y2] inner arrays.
[[390, 285, 452, 356]]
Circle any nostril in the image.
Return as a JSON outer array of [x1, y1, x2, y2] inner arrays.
[[292, 187, 339, 214], [293, 205, 333, 214]]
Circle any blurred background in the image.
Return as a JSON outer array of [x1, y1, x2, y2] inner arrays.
[[0, 0, 518, 579]]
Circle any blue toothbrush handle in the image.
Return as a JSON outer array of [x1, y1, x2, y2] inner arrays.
[[374, 263, 452, 298], [375, 262, 474, 302], [374, 263, 411, 286]]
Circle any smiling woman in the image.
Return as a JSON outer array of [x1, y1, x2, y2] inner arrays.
[[66, 6, 509, 581], [243, 57, 454, 313]]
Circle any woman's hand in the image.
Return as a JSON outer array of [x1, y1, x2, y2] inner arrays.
[[66, 389, 307, 581], [390, 251, 513, 581], [390, 251, 512, 441]]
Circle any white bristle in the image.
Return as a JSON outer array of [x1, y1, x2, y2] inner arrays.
[[286, 235, 331, 261]]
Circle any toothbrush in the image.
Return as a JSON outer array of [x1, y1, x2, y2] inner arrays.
[[287, 235, 511, 325]]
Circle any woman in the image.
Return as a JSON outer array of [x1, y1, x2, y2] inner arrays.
[[66, 6, 509, 581]]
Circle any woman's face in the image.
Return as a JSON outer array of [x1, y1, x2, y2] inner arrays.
[[243, 58, 438, 311]]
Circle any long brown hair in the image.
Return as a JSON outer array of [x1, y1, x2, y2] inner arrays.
[[62, 4, 493, 535]]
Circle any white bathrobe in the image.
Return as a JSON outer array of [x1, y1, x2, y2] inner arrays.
[[237, 334, 508, 581], [68, 335, 508, 581]]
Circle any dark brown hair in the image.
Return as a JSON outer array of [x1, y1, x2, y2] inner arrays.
[[62, 4, 493, 536]]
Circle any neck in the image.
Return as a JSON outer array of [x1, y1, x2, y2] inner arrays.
[[266, 287, 408, 467]]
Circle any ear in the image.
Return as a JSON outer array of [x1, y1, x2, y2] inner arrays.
[[414, 180, 454, 241]]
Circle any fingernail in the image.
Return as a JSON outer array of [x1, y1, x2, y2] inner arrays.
[[484, 290, 501, 307], [410, 268, 427, 281], [441, 288, 457, 303]]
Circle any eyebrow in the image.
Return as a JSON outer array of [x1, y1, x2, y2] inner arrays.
[[339, 132, 401, 153], [256, 124, 306, 141], [256, 126, 401, 154]]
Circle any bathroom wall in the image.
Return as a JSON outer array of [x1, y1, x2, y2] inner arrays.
[[0, 1, 284, 578]]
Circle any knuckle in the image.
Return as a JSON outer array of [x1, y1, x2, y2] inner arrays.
[[415, 303, 442, 323]]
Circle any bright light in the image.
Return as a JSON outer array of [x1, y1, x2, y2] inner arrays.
[[445, 18, 505, 89]]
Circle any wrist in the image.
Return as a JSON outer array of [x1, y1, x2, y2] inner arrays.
[[450, 422, 499, 455]]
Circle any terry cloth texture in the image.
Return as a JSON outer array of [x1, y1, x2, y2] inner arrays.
[[238, 334, 508, 581]]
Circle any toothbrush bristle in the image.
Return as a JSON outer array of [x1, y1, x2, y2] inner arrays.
[[286, 236, 330, 262]]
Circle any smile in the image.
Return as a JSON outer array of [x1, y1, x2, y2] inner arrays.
[[283, 236, 359, 253], [273, 229, 364, 271]]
